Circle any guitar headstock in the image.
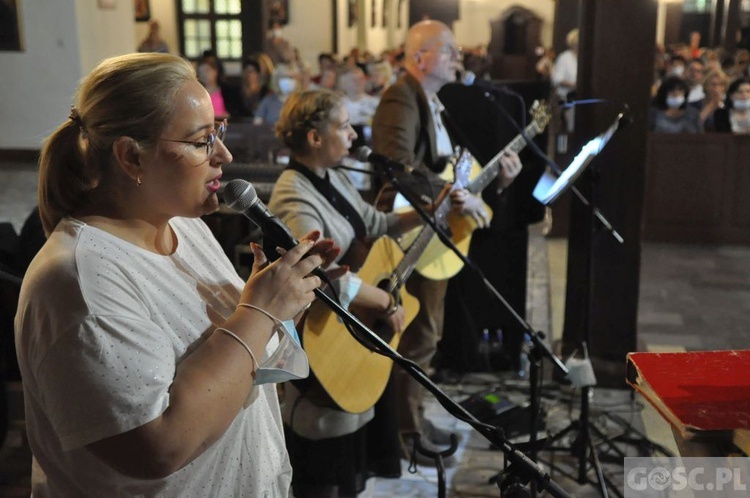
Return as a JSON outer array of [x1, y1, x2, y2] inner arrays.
[[529, 100, 552, 133]]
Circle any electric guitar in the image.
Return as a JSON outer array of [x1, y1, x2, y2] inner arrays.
[[302, 159, 472, 414], [399, 101, 551, 281]]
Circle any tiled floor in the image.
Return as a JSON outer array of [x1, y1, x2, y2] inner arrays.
[[1, 160, 749, 497]]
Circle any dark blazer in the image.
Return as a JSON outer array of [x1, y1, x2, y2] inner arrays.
[[371, 72, 450, 205], [371, 72, 441, 173]]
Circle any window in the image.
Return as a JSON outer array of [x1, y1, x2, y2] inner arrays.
[[179, 0, 243, 61], [682, 0, 711, 13]]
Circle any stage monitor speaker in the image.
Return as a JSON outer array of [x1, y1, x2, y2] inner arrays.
[[459, 389, 546, 439]]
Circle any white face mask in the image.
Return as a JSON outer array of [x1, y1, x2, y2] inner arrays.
[[666, 95, 685, 109], [277, 77, 297, 95], [733, 98, 750, 111], [253, 319, 309, 386], [669, 65, 685, 77]]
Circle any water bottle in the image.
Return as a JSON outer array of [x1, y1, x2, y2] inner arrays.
[[518, 333, 532, 378], [489, 329, 504, 371], [478, 329, 491, 371]]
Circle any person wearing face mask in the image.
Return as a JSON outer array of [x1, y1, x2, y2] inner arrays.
[[650, 76, 703, 133], [713, 78, 750, 134], [254, 64, 299, 126]]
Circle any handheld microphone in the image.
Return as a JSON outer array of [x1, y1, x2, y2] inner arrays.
[[222, 179, 326, 279], [355, 146, 413, 174]]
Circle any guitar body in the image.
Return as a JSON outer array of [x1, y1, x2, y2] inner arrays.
[[394, 101, 551, 281], [397, 160, 492, 280], [412, 202, 494, 280], [303, 235, 420, 414]]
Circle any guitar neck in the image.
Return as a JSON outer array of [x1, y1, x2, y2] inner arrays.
[[391, 201, 449, 290], [467, 122, 539, 195]]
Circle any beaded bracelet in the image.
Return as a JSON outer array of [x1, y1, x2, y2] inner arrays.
[[215, 327, 258, 370], [237, 302, 283, 326]]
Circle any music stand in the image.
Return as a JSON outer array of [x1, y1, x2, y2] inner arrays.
[[532, 113, 625, 207], [528, 113, 639, 496]]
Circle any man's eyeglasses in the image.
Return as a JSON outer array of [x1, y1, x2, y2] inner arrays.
[[421, 45, 463, 60], [159, 119, 227, 158]]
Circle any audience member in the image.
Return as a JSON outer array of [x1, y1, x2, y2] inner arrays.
[[552, 28, 579, 133], [688, 31, 703, 59], [312, 53, 337, 85], [366, 59, 392, 97], [535, 46, 556, 80], [240, 58, 268, 117], [338, 66, 380, 128], [197, 59, 242, 120], [552, 28, 579, 103], [255, 63, 299, 126], [650, 76, 703, 133], [137, 20, 169, 54], [713, 77, 750, 134], [317, 67, 338, 92], [338, 65, 381, 190], [694, 70, 728, 131], [684, 58, 706, 103], [15, 52, 338, 497], [730, 50, 750, 79]]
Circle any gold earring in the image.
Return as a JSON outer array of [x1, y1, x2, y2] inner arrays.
[[136, 175, 142, 187]]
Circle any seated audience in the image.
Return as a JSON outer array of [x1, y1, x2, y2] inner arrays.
[[650, 76, 703, 133]]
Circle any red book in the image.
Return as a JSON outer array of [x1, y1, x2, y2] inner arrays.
[[626, 350, 750, 443]]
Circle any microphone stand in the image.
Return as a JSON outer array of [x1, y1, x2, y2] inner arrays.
[[307, 283, 569, 498], [373, 164, 570, 496], [301, 162, 570, 497]]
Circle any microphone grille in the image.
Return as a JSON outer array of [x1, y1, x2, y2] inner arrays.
[[354, 146, 372, 163], [223, 179, 258, 212]]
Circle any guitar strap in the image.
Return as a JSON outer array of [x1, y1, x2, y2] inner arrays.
[[285, 159, 371, 269]]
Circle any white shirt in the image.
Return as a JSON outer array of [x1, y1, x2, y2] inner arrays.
[[687, 84, 705, 103], [16, 217, 292, 497], [552, 49, 578, 100], [429, 94, 454, 158]]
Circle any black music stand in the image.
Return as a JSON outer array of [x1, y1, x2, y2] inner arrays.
[[529, 113, 645, 497]]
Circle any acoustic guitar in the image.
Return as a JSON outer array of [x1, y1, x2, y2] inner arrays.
[[399, 101, 551, 281], [302, 159, 472, 414]]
